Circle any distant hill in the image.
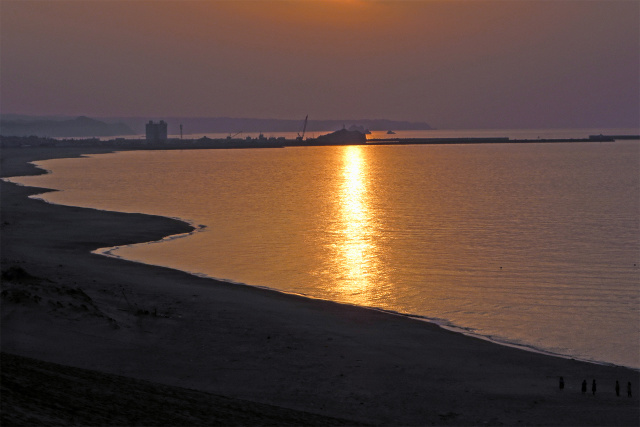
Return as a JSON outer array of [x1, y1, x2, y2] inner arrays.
[[0, 116, 134, 137], [112, 117, 433, 135]]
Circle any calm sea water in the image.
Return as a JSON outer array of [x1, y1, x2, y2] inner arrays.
[[10, 135, 640, 368]]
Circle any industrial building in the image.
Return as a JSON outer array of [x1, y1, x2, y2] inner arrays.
[[145, 120, 168, 141]]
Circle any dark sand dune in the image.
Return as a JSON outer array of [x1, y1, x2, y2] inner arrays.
[[1, 146, 638, 426], [1, 352, 356, 426]]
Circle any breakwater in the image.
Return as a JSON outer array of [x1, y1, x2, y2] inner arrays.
[[367, 134, 638, 145], [2, 134, 637, 150]]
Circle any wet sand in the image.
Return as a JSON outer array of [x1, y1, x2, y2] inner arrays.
[[1, 146, 638, 425]]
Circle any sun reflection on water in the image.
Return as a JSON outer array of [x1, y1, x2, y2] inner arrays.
[[336, 146, 378, 303]]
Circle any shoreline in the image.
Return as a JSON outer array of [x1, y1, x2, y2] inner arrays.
[[2, 146, 639, 425], [20, 149, 637, 372], [56, 198, 636, 372], [95, 240, 639, 371]]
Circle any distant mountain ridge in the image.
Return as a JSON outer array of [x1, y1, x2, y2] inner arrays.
[[0, 116, 134, 137]]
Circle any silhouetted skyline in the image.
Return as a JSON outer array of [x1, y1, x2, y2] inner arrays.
[[1, 1, 638, 129]]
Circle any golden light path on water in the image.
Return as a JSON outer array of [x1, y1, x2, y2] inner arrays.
[[336, 146, 377, 304]]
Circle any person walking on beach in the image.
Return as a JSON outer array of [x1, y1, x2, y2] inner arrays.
[[592, 379, 597, 396], [559, 376, 564, 390], [615, 380, 620, 397], [581, 380, 587, 394], [628, 382, 632, 398]]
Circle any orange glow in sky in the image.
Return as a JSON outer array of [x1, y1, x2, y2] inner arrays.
[[1, 1, 638, 129]]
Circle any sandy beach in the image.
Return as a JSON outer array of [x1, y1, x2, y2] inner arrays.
[[1, 146, 638, 426]]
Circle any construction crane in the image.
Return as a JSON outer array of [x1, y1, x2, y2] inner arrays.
[[227, 131, 242, 140], [296, 115, 308, 141]]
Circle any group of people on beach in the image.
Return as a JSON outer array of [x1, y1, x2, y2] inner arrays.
[[559, 377, 632, 397]]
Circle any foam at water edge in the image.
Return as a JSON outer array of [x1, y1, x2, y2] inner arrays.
[[93, 220, 207, 259]]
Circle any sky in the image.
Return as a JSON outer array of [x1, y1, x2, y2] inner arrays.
[[1, 0, 638, 129]]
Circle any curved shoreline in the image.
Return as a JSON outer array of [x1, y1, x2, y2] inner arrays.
[[95, 237, 638, 371], [17, 150, 637, 371], [93, 222, 207, 260], [2, 146, 639, 425]]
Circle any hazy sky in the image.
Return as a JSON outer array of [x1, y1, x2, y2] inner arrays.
[[1, 0, 638, 129]]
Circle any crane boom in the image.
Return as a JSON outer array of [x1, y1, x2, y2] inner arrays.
[[297, 115, 308, 141], [226, 131, 242, 140]]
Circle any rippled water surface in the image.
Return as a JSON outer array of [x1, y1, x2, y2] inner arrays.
[[12, 140, 639, 368]]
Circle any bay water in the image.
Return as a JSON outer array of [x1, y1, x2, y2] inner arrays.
[[10, 137, 639, 368]]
